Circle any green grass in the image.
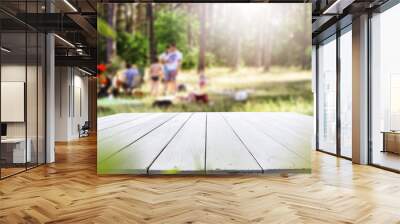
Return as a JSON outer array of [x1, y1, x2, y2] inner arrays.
[[98, 67, 313, 117]]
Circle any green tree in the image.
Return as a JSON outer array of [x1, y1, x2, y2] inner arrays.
[[154, 10, 188, 55], [117, 32, 148, 68]]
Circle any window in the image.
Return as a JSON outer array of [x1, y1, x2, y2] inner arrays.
[[339, 27, 352, 158], [317, 36, 337, 154], [370, 3, 400, 171]]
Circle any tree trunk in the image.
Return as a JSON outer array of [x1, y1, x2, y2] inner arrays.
[[255, 8, 264, 68], [187, 4, 193, 49], [262, 6, 272, 72], [234, 35, 241, 70], [198, 4, 207, 73], [126, 3, 135, 33], [147, 3, 157, 63], [106, 4, 116, 63], [207, 4, 213, 38], [232, 5, 241, 70], [263, 34, 272, 72], [116, 4, 126, 33], [136, 4, 147, 34], [302, 5, 309, 69]]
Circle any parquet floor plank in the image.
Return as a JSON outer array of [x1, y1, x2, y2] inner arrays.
[[1, 135, 400, 223]]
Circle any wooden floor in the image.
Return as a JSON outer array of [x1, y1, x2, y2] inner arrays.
[[1, 135, 400, 223], [373, 151, 400, 171], [0, 167, 26, 178], [98, 112, 312, 175]]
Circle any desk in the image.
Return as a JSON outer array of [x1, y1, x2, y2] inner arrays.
[[1, 138, 31, 163], [382, 131, 400, 154]]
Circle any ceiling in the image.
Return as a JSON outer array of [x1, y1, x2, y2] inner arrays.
[[312, 0, 390, 43], [0, 0, 97, 74]]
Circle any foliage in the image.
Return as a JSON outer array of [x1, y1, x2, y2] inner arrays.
[[154, 10, 189, 55], [154, 9, 204, 70], [107, 56, 125, 74], [98, 36, 107, 64], [117, 32, 148, 68], [98, 18, 117, 40], [181, 47, 198, 70], [99, 4, 312, 69]]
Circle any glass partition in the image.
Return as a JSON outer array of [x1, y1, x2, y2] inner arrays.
[[27, 31, 38, 169], [317, 36, 337, 154], [1, 31, 28, 177], [0, 1, 46, 179], [371, 4, 400, 171]]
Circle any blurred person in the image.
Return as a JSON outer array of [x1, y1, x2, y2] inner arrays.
[[164, 43, 183, 95], [124, 63, 140, 94], [159, 47, 169, 95], [198, 70, 207, 91], [98, 74, 111, 98], [97, 64, 111, 98], [149, 58, 164, 96], [109, 72, 125, 98]]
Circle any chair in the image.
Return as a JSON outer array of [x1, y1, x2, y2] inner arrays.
[[79, 121, 90, 138]]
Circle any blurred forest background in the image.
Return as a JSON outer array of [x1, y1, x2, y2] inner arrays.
[[97, 3, 312, 116]]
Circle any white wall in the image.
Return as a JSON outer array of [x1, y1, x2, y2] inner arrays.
[[55, 67, 89, 141], [1, 63, 46, 164], [1, 65, 33, 139], [55, 66, 70, 141], [1, 65, 26, 143]]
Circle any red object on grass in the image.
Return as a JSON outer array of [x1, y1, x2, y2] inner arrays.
[[97, 64, 106, 74], [195, 93, 208, 104]]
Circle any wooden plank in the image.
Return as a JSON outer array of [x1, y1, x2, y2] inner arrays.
[[267, 113, 313, 136], [97, 113, 136, 131], [252, 113, 312, 161], [241, 113, 312, 162], [98, 113, 158, 141], [98, 113, 192, 174], [260, 113, 313, 142], [97, 113, 176, 163], [98, 113, 147, 131], [149, 113, 206, 175], [206, 113, 262, 174], [98, 113, 129, 124], [222, 113, 310, 173], [259, 113, 313, 143]]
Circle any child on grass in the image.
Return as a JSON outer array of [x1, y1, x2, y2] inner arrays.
[[199, 71, 207, 91], [149, 58, 164, 96]]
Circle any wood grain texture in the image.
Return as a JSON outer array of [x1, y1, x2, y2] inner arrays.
[[149, 113, 206, 174], [97, 113, 147, 131], [98, 112, 313, 174], [222, 113, 310, 173], [97, 113, 176, 162], [242, 113, 312, 163], [99, 113, 191, 174], [206, 113, 262, 174], [97, 113, 151, 140], [1, 135, 400, 223]]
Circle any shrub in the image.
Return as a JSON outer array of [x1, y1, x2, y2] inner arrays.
[[117, 32, 148, 68]]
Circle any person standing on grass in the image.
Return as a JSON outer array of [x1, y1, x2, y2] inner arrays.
[[159, 48, 168, 95], [149, 58, 164, 96], [164, 43, 183, 95]]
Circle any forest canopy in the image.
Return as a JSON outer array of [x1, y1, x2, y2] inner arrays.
[[98, 3, 311, 71]]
